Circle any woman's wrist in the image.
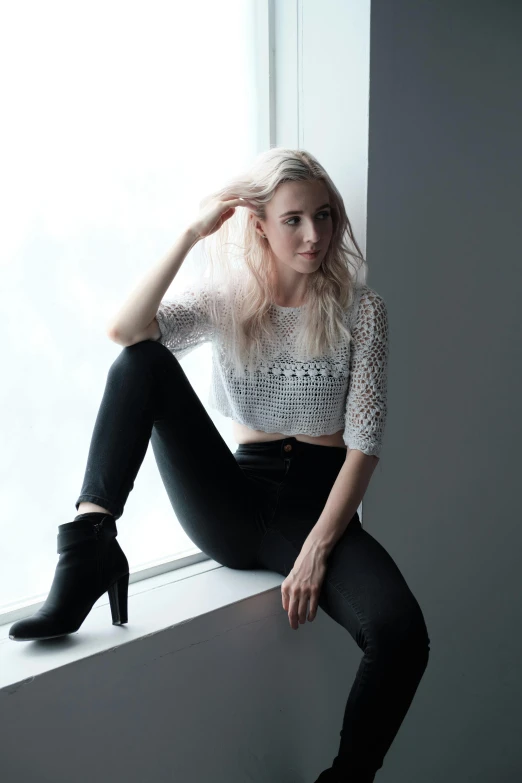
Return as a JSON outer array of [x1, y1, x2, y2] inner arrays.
[[185, 225, 203, 245]]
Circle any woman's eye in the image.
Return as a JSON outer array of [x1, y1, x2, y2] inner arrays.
[[285, 211, 331, 226]]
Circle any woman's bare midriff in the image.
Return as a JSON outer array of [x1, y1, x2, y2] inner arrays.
[[232, 421, 348, 450]]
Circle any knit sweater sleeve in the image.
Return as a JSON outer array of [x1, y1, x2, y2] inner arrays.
[[343, 287, 389, 457], [155, 283, 216, 361]]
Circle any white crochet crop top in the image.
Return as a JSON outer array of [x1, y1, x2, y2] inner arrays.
[[155, 281, 389, 458]]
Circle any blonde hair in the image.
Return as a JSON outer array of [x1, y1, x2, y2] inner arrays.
[[200, 147, 367, 378]]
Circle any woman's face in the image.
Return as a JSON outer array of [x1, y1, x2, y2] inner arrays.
[[252, 180, 333, 275]]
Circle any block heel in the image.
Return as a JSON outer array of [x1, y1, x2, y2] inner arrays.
[[108, 572, 129, 625], [9, 514, 129, 641]]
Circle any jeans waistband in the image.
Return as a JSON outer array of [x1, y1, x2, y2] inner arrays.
[[235, 436, 347, 461]]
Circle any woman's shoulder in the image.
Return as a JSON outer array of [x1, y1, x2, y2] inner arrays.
[[351, 282, 386, 310], [353, 280, 384, 299], [347, 282, 388, 335]]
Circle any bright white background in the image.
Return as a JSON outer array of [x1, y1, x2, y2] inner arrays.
[[0, 0, 265, 611]]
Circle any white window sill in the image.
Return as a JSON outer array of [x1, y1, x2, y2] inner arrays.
[[0, 555, 283, 693]]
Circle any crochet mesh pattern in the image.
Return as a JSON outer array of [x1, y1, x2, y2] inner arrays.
[[155, 282, 389, 457]]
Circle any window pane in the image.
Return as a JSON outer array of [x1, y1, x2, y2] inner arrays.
[[0, 0, 264, 611]]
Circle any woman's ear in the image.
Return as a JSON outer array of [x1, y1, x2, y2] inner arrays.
[[252, 216, 265, 237]]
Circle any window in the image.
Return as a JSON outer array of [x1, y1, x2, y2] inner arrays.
[[0, 0, 271, 617]]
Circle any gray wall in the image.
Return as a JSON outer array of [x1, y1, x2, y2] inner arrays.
[[365, 1, 522, 780], [1, 2, 521, 782]]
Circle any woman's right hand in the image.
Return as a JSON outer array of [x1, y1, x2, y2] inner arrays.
[[189, 196, 254, 240]]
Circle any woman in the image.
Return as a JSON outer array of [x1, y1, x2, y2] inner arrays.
[[10, 148, 430, 783]]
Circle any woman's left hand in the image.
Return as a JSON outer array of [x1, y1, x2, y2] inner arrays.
[[281, 543, 328, 630]]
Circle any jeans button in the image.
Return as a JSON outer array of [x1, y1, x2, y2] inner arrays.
[[284, 444, 292, 452]]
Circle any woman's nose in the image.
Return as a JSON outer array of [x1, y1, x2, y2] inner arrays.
[[304, 226, 321, 242]]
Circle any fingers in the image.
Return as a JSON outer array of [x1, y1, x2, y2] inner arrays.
[[286, 591, 316, 630], [298, 593, 309, 626], [231, 196, 256, 209], [308, 593, 318, 622]]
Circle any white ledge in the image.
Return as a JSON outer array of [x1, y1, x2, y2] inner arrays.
[[0, 558, 283, 693]]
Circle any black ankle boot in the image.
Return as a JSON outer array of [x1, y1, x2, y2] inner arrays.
[[9, 514, 129, 641]]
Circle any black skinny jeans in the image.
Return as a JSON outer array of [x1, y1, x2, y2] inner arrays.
[[76, 340, 430, 783]]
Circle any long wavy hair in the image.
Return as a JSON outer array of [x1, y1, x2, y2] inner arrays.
[[199, 147, 367, 378]]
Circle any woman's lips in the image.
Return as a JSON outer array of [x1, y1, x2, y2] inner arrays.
[[299, 251, 319, 258]]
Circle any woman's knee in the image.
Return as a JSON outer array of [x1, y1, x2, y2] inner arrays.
[[110, 339, 176, 373], [124, 339, 171, 359], [368, 604, 430, 660]]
